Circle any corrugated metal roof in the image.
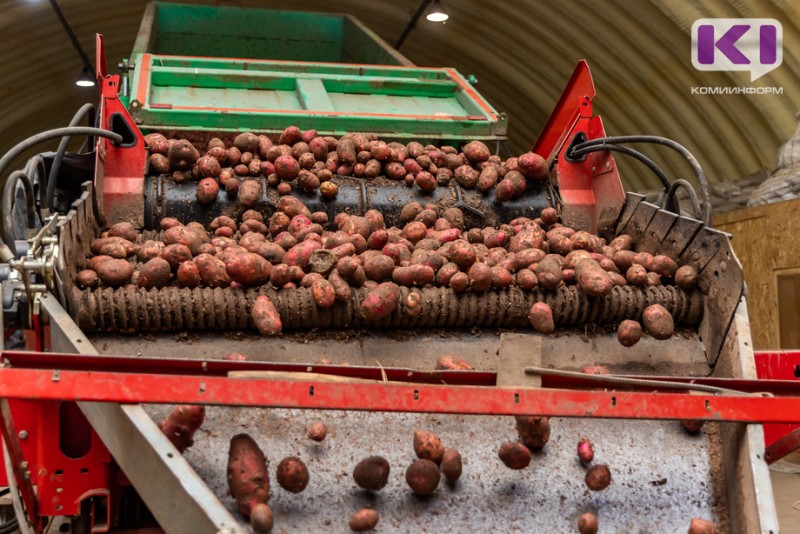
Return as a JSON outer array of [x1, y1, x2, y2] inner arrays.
[[1, 0, 798, 192]]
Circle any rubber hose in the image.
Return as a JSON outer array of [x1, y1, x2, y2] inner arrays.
[[3, 170, 36, 256], [662, 178, 703, 221], [569, 143, 671, 192], [46, 103, 96, 209]]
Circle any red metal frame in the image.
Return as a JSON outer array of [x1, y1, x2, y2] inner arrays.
[[533, 61, 626, 233], [755, 350, 800, 463], [94, 34, 147, 226]]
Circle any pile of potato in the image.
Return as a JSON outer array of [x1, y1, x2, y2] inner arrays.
[[143, 126, 549, 203], [78, 196, 698, 346]]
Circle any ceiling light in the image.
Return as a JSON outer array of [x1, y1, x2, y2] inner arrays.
[[75, 66, 95, 87], [426, 0, 448, 22]]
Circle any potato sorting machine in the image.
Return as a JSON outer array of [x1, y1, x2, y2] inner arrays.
[[0, 3, 797, 533]]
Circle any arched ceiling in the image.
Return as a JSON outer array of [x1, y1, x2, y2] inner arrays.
[[2, 0, 799, 193]]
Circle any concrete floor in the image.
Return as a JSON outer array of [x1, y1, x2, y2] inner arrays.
[[772, 457, 800, 534]]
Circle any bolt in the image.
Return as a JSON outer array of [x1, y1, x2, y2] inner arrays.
[[18, 430, 27, 440]]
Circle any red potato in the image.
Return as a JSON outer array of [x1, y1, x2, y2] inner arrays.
[[675, 264, 698, 289], [76, 269, 100, 289], [164, 225, 204, 255], [349, 509, 379, 532], [450, 241, 477, 269], [144, 133, 169, 154], [414, 430, 445, 464], [540, 206, 559, 226], [353, 455, 390, 491], [578, 512, 599, 534], [491, 266, 513, 288], [585, 464, 612, 491], [285, 240, 322, 269], [337, 138, 357, 165], [400, 202, 423, 224], [645, 271, 661, 286], [462, 140, 490, 163], [441, 448, 462, 483], [681, 420, 705, 434], [515, 415, 551, 449], [138, 257, 172, 289], [435, 354, 474, 371], [435, 262, 460, 287], [168, 139, 200, 170], [454, 165, 478, 188], [328, 269, 352, 301], [450, 271, 469, 292], [226, 253, 271, 287], [234, 132, 260, 153], [393, 264, 435, 286], [476, 165, 499, 192], [277, 195, 312, 218], [250, 503, 274, 534], [529, 302, 554, 334], [306, 421, 327, 442], [498, 441, 532, 470], [96, 258, 133, 287], [617, 319, 642, 347], [516, 269, 538, 290], [405, 459, 440, 495], [193, 253, 230, 287], [415, 171, 436, 193], [688, 518, 716, 534], [160, 217, 182, 231], [108, 221, 138, 242], [301, 272, 324, 288], [161, 244, 192, 270], [196, 177, 219, 205], [159, 405, 205, 453], [626, 264, 648, 286], [311, 279, 336, 308], [227, 433, 270, 516], [642, 304, 674, 340], [467, 262, 492, 292], [91, 236, 135, 258], [361, 282, 401, 321], [238, 180, 262, 208], [650, 254, 678, 278], [577, 438, 594, 465], [252, 295, 282, 336], [276, 456, 309, 494], [576, 259, 614, 297], [196, 156, 222, 178], [176, 261, 201, 288], [516, 152, 549, 180]]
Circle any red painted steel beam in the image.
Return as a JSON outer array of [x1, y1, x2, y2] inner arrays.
[[764, 426, 800, 465], [1, 368, 800, 424]]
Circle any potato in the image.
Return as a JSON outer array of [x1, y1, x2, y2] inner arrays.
[[277, 195, 312, 218], [239, 180, 261, 208], [252, 295, 282, 336], [577, 437, 594, 465], [195, 178, 219, 206], [177, 261, 201, 288], [477, 165, 499, 192], [158, 404, 205, 455], [535, 257, 562, 290], [675, 264, 698, 289], [91, 236, 135, 258], [160, 244, 191, 270], [626, 264, 648, 286], [467, 262, 492, 292], [576, 259, 613, 297], [145, 133, 169, 154], [285, 240, 322, 269], [688, 518, 716, 534], [516, 152, 548, 180], [415, 171, 436, 193], [454, 165, 478, 188], [414, 430, 444, 464], [504, 170, 527, 198], [450, 271, 469, 292], [76, 269, 100, 289], [441, 448, 462, 483], [361, 282, 401, 320], [585, 464, 612, 491], [276, 456, 309, 494], [510, 223, 545, 252], [227, 434, 270, 516], [353, 455, 390, 491], [193, 253, 230, 287], [498, 441, 532, 470], [337, 138, 357, 165], [249, 503, 273, 534], [305, 421, 327, 442], [642, 304, 674, 340], [405, 459, 440, 495], [225, 253, 271, 287], [617, 319, 642, 347], [515, 415, 550, 449], [137, 257, 172, 289], [578, 512, 599, 534], [349, 509, 379, 532], [491, 266, 513, 288], [108, 221, 138, 243], [392, 264, 434, 286], [234, 132, 259, 153], [462, 140, 490, 163], [448, 241, 475, 269], [311, 279, 336, 308], [539, 206, 558, 226], [400, 202, 423, 224], [96, 258, 133, 287], [363, 255, 395, 281], [516, 269, 538, 290], [650, 254, 678, 278], [227, 146, 243, 166], [529, 302, 554, 334], [435, 262, 460, 287], [196, 156, 222, 178], [168, 139, 199, 170]]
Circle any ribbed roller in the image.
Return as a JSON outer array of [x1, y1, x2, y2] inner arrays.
[[72, 285, 703, 333]]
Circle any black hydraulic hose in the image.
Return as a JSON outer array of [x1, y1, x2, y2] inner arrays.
[[3, 171, 36, 256], [568, 143, 671, 192], [47, 103, 96, 209], [663, 178, 704, 221], [0, 518, 18, 534], [569, 135, 711, 226], [23, 154, 48, 212], [0, 127, 123, 192]]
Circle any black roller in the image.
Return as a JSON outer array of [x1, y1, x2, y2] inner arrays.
[[144, 174, 551, 230]]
